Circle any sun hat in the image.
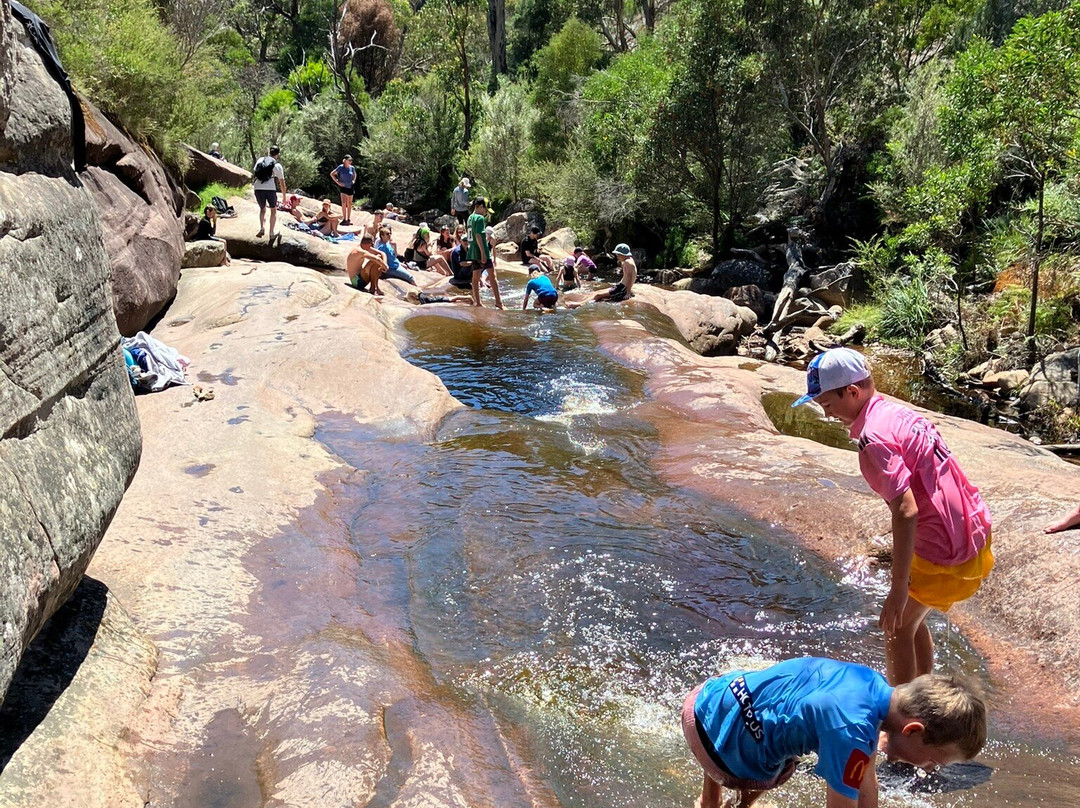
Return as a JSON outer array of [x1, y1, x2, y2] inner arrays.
[[613, 243, 632, 256], [792, 347, 871, 408], [461, 177, 471, 188], [563, 256, 575, 267]]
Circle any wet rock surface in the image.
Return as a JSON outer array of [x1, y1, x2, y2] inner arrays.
[[0, 4, 141, 706], [591, 318, 1080, 742]]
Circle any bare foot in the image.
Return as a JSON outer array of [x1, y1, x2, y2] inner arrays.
[[1044, 507, 1080, 533], [256, 229, 265, 238]]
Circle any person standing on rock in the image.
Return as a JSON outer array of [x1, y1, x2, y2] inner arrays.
[[330, 154, 356, 226], [452, 177, 471, 224], [467, 197, 502, 309], [792, 348, 995, 686], [253, 146, 285, 242]]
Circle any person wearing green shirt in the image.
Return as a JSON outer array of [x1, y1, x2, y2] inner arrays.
[[466, 197, 503, 309]]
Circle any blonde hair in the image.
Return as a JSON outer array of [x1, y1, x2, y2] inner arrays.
[[894, 674, 987, 758]]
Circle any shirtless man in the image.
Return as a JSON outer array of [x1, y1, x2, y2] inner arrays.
[[346, 233, 388, 295], [567, 243, 636, 307]]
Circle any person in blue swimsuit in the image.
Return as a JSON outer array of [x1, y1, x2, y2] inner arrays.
[[522, 265, 559, 311], [681, 657, 985, 808]]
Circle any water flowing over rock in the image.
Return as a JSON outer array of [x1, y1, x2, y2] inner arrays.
[[81, 104, 186, 335], [0, 4, 142, 704]]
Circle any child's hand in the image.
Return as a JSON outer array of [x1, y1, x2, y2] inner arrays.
[[879, 588, 908, 635]]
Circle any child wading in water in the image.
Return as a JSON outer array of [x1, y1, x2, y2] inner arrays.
[[682, 657, 986, 808], [794, 348, 994, 685]]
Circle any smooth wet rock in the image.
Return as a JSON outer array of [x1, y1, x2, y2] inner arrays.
[[82, 104, 186, 336], [182, 239, 227, 268], [983, 369, 1029, 394], [181, 143, 252, 189], [1020, 348, 1080, 411], [0, 3, 141, 706], [633, 286, 756, 356]]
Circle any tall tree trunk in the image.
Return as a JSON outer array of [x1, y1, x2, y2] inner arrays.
[[642, 0, 655, 31], [1028, 174, 1046, 361], [487, 0, 507, 86], [711, 180, 721, 260], [462, 43, 473, 149]]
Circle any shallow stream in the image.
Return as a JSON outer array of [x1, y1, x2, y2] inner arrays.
[[291, 277, 1079, 807]]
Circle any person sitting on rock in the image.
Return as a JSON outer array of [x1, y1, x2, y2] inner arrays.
[[448, 242, 473, 292], [520, 225, 554, 272], [436, 225, 456, 258], [194, 206, 231, 266], [407, 226, 452, 276], [374, 225, 417, 285], [384, 202, 401, 221], [347, 233, 388, 295], [567, 243, 636, 307], [573, 246, 597, 280], [280, 194, 305, 222], [522, 265, 559, 311], [555, 256, 580, 291], [307, 199, 340, 236], [208, 142, 222, 159]]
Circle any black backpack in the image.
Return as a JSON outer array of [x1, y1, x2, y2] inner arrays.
[[253, 157, 276, 182], [211, 196, 235, 217]]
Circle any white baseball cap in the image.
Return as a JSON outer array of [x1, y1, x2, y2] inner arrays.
[[792, 347, 871, 407]]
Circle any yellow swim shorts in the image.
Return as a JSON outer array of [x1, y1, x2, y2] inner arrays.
[[909, 534, 994, 612]]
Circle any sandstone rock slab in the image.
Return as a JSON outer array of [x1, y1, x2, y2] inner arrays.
[[0, 5, 141, 707], [538, 227, 576, 262], [491, 212, 528, 245]]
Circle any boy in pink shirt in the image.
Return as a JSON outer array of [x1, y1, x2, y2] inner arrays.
[[794, 348, 994, 685]]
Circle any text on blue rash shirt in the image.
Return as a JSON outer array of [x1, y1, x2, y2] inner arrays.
[[693, 657, 893, 800]]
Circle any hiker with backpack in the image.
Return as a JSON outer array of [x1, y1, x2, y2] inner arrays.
[[253, 146, 286, 242]]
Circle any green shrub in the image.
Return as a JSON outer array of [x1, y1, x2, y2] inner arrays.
[[874, 250, 953, 347]]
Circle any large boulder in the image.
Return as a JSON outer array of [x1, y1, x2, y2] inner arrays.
[[181, 143, 252, 189], [633, 286, 757, 356], [214, 197, 349, 271], [538, 227, 576, 262], [181, 240, 227, 268], [689, 259, 773, 297], [491, 212, 529, 245], [0, 5, 142, 704], [498, 198, 545, 234], [1020, 348, 1080, 412], [82, 105, 186, 335]]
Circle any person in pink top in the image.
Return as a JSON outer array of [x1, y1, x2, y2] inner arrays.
[[794, 348, 995, 685]]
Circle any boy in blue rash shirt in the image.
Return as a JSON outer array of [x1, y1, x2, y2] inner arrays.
[[523, 266, 559, 310], [681, 657, 985, 808]]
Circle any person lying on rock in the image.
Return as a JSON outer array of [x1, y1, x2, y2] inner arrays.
[[522, 265, 559, 311], [194, 206, 231, 266], [682, 656, 986, 808], [347, 233, 387, 296], [792, 348, 995, 685], [406, 289, 474, 305], [307, 199, 340, 237], [280, 194, 305, 223], [406, 226, 452, 276], [566, 243, 636, 308]]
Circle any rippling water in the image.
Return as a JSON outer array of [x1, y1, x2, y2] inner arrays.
[[298, 280, 1080, 808]]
